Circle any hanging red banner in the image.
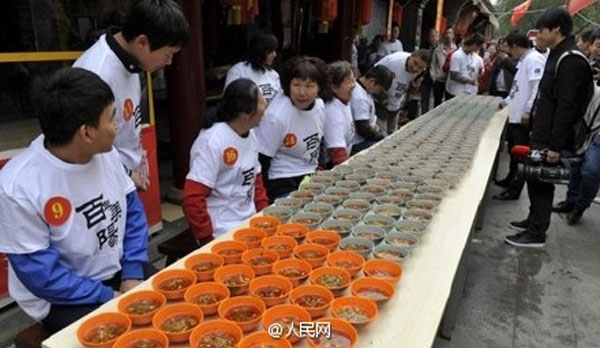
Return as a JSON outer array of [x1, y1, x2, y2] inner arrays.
[[510, 0, 532, 27], [568, 0, 598, 16]]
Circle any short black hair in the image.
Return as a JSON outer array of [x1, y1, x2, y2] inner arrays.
[[247, 32, 278, 72], [322, 61, 354, 102], [281, 56, 328, 97], [122, 0, 190, 51], [535, 7, 573, 37], [411, 49, 432, 66], [464, 33, 485, 47], [364, 65, 394, 90], [505, 31, 532, 49], [201, 79, 260, 130], [35, 68, 114, 146], [591, 28, 600, 44], [578, 29, 594, 43]]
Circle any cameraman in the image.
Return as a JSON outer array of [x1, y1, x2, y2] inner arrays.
[[552, 28, 600, 224], [505, 8, 594, 248]]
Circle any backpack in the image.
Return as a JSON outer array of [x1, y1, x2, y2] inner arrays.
[[442, 48, 456, 74]]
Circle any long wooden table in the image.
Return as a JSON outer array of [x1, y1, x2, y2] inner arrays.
[[42, 106, 507, 348]]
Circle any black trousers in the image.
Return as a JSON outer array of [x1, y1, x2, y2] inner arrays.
[[432, 81, 446, 107], [526, 179, 555, 239], [265, 175, 305, 203], [42, 262, 157, 334], [421, 82, 432, 114], [504, 123, 530, 195], [351, 139, 378, 156]]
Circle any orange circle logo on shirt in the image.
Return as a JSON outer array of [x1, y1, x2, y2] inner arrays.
[[43, 197, 72, 226], [123, 99, 134, 121], [223, 147, 239, 166], [283, 133, 297, 148]]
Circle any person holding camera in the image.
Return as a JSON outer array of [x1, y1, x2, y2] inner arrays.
[[552, 28, 600, 224], [495, 32, 547, 201], [505, 8, 594, 248]]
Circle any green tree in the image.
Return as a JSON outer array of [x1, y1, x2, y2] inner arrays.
[[496, 0, 600, 37]]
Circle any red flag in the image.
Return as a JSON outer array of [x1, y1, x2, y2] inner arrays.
[[511, 0, 532, 27], [568, 0, 598, 15]]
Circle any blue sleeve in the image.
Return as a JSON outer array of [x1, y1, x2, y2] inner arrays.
[[7, 248, 114, 305], [121, 191, 149, 280]]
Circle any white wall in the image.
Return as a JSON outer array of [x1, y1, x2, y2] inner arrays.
[[361, 0, 388, 41]]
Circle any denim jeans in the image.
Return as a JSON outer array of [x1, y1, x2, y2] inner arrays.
[[566, 133, 600, 209]]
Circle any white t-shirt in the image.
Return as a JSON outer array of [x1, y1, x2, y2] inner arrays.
[[224, 62, 282, 104], [0, 136, 135, 321], [505, 49, 547, 124], [375, 51, 414, 111], [254, 95, 325, 179], [377, 39, 404, 57], [350, 82, 377, 145], [74, 34, 143, 171], [445, 48, 484, 96], [324, 98, 355, 161], [186, 123, 261, 237]]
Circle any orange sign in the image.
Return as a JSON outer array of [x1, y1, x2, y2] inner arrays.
[[123, 99, 134, 121], [223, 147, 239, 166], [283, 133, 297, 148], [43, 196, 72, 226]]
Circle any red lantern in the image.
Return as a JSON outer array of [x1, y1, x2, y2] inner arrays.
[[393, 3, 403, 26], [313, 0, 338, 22], [225, 0, 259, 25], [354, 0, 373, 25]]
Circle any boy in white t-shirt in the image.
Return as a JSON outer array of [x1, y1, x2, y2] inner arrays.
[[0, 68, 153, 333], [74, 0, 189, 190], [495, 32, 547, 201], [374, 50, 430, 134], [349, 65, 393, 154], [225, 32, 282, 104], [446, 33, 485, 98]]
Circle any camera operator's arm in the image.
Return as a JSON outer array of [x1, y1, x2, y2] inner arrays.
[[549, 57, 592, 153]]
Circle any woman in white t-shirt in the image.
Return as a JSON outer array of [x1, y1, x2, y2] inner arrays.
[[183, 79, 269, 243], [322, 61, 356, 167], [225, 32, 281, 104], [254, 56, 328, 201]]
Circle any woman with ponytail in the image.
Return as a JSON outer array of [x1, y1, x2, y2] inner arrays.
[[182, 79, 269, 244]]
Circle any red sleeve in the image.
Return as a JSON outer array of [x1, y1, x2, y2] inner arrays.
[[254, 174, 269, 212], [328, 148, 349, 166], [182, 179, 214, 240]]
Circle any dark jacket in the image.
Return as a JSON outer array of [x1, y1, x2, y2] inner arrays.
[[530, 36, 594, 152], [487, 54, 517, 96]]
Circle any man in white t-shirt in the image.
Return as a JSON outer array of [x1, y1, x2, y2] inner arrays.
[[446, 33, 485, 98], [74, 0, 189, 190], [495, 32, 547, 201], [0, 68, 153, 333], [377, 22, 404, 57], [350, 65, 394, 154], [374, 50, 430, 134]]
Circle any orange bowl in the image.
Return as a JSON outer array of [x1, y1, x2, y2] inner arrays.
[[184, 252, 224, 282], [326, 251, 365, 277], [350, 277, 395, 307], [153, 303, 203, 343], [189, 320, 243, 348], [261, 236, 298, 259], [249, 275, 293, 307], [218, 296, 266, 332], [211, 240, 248, 265], [233, 227, 267, 249], [306, 230, 341, 251], [272, 258, 313, 287], [113, 328, 168, 348], [77, 312, 131, 348], [261, 304, 311, 344], [241, 248, 280, 276], [362, 259, 403, 285], [214, 264, 256, 296], [308, 317, 359, 347], [238, 331, 293, 348], [117, 290, 166, 325], [309, 267, 352, 297], [184, 282, 230, 316], [250, 216, 282, 236], [289, 285, 334, 319], [277, 223, 309, 242], [151, 269, 197, 300], [330, 296, 378, 328], [293, 243, 330, 269]]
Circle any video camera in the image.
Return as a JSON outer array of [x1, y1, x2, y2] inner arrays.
[[512, 145, 582, 185]]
